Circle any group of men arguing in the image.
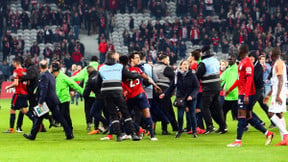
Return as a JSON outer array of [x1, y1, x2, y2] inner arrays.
[[3, 44, 288, 146]]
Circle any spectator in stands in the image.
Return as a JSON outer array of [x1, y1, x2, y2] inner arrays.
[[98, 15, 106, 37], [64, 53, 73, 70], [129, 16, 134, 31], [98, 38, 108, 64], [107, 41, 115, 52], [76, 40, 85, 57], [31, 53, 39, 65], [17, 35, 25, 53], [68, 39, 76, 55], [72, 47, 82, 64], [43, 44, 53, 60], [2, 36, 10, 61], [37, 30, 44, 43], [0, 60, 11, 80], [211, 33, 220, 53], [30, 9, 38, 29], [44, 26, 53, 43], [21, 0, 30, 11], [30, 42, 40, 56], [20, 10, 29, 29], [72, 12, 81, 39], [179, 40, 187, 59]]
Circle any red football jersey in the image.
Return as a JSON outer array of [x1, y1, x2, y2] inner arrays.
[[123, 66, 145, 99], [237, 57, 255, 96], [13, 67, 28, 95]]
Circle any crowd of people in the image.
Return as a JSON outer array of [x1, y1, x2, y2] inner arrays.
[[3, 45, 288, 146], [1, 0, 288, 146], [121, 0, 288, 67]]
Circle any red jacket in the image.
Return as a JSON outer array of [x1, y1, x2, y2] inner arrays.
[[72, 51, 82, 63], [98, 42, 108, 54]]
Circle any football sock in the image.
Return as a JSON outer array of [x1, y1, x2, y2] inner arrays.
[[280, 117, 287, 140], [10, 114, 16, 129], [16, 112, 24, 128], [145, 117, 155, 138], [196, 112, 204, 129], [236, 117, 246, 140], [248, 114, 266, 134], [271, 115, 288, 137]]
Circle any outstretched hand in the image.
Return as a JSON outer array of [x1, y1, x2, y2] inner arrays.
[[159, 93, 165, 99], [154, 86, 162, 94]]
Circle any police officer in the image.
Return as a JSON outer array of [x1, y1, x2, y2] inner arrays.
[[196, 46, 227, 134], [153, 52, 178, 134], [97, 51, 141, 142]]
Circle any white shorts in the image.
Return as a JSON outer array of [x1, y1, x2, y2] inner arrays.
[[269, 95, 287, 113]]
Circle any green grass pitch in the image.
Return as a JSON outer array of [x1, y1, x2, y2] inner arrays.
[[0, 99, 287, 161]]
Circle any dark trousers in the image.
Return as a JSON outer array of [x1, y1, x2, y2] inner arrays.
[[202, 91, 226, 130], [149, 99, 170, 124], [100, 53, 106, 64], [160, 96, 178, 131], [30, 104, 72, 139], [178, 99, 197, 133], [252, 88, 269, 118], [222, 100, 238, 122], [60, 102, 73, 130], [84, 97, 94, 124], [103, 93, 135, 136], [90, 99, 109, 129]]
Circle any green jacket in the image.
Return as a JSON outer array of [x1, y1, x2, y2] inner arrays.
[[71, 61, 99, 97], [56, 71, 84, 103], [220, 63, 238, 101]]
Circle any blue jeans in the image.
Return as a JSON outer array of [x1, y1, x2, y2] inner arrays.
[[100, 53, 106, 64], [73, 25, 79, 39], [178, 99, 197, 133], [90, 99, 109, 129]]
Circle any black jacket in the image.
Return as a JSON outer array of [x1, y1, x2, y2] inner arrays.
[[83, 70, 103, 99], [253, 60, 264, 90], [21, 63, 39, 96], [38, 71, 60, 106], [165, 70, 200, 99]]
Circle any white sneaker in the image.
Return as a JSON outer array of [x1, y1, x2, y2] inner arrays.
[[227, 141, 242, 147], [121, 134, 132, 140], [100, 135, 113, 141], [16, 128, 23, 133], [150, 137, 158, 141]]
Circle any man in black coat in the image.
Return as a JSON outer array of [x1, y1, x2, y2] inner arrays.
[[23, 60, 73, 140], [248, 51, 273, 127], [16, 57, 41, 132]]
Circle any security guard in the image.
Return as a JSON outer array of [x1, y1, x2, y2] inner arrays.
[[196, 46, 227, 134], [97, 51, 141, 142], [153, 52, 178, 134]]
